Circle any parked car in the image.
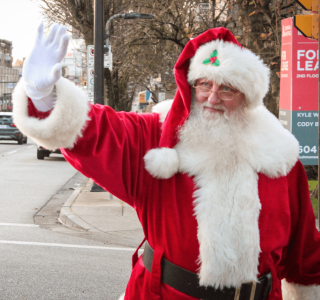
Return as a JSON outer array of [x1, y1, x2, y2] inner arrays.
[[0, 112, 27, 144], [37, 145, 61, 160]]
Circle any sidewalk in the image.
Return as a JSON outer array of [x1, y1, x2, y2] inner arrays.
[[59, 178, 144, 248]]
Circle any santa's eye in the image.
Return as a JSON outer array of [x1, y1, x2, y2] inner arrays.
[[221, 85, 232, 91], [199, 82, 214, 90]]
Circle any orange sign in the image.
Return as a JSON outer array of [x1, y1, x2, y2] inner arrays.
[[139, 92, 146, 103]]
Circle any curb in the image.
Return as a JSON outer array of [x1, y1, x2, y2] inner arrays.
[[59, 186, 94, 231]]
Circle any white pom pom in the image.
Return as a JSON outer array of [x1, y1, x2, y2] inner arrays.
[[144, 148, 179, 179]]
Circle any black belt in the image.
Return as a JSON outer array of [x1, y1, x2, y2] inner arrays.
[[142, 241, 272, 300]]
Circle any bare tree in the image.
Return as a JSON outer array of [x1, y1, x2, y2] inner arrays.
[[33, 0, 95, 45], [110, 0, 232, 106], [230, 0, 304, 116], [34, 0, 299, 116]]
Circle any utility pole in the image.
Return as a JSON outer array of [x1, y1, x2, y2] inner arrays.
[[94, 0, 104, 105], [91, 0, 106, 192]]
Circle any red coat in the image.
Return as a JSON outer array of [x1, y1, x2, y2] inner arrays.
[[26, 100, 320, 300]]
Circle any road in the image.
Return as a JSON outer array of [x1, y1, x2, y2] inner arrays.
[[0, 138, 131, 300]]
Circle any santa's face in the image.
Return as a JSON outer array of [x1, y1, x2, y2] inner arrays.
[[194, 79, 246, 116]]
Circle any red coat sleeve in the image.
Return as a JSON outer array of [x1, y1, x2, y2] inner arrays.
[[279, 160, 320, 285], [28, 98, 52, 119], [61, 103, 161, 208]]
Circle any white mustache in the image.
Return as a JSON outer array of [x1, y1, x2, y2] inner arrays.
[[202, 103, 227, 112]]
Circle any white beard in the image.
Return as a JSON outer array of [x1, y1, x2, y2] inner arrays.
[[177, 101, 250, 172], [175, 100, 261, 288]]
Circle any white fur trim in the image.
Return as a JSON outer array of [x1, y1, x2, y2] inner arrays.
[[118, 293, 125, 300], [152, 99, 173, 123], [282, 279, 320, 300], [246, 106, 299, 177], [144, 148, 179, 179], [12, 77, 90, 150], [187, 40, 270, 109], [176, 136, 261, 288]]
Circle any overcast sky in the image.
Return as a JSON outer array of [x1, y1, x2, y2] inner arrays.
[[0, 0, 45, 63]]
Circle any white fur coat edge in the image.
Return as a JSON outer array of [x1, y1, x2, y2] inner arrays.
[[282, 279, 320, 300]]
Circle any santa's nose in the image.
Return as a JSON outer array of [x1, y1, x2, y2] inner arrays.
[[207, 85, 221, 105]]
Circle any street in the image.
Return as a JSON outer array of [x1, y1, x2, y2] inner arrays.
[[0, 138, 131, 300]]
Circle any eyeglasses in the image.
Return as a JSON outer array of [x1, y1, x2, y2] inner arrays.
[[192, 82, 241, 101]]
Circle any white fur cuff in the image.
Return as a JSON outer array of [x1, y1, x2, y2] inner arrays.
[[12, 77, 90, 150], [144, 148, 179, 179], [282, 279, 320, 300]]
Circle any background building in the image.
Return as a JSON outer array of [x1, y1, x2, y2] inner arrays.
[[0, 39, 19, 111], [61, 38, 87, 93], [12, 58, 24, 77]]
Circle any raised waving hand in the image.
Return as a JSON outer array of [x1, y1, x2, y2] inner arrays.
[[23, 22, 70, 110]]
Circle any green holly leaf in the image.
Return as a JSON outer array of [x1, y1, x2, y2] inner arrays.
[[203, 58, 211, 64], [210, 50, 218, 58]]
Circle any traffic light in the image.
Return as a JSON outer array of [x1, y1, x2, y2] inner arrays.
[[294, 0, 319, 40]]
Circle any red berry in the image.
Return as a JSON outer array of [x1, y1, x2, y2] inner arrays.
[[210, 57, 217, 63]]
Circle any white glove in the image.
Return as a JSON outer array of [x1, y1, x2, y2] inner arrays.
[[23, 22, 70, 111]]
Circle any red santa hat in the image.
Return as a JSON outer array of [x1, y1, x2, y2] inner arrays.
[[144, 27, 270, 179]]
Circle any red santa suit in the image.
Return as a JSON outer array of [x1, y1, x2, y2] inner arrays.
[[12, 28, 320, 300]]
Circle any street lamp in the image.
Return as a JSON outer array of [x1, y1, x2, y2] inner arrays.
[[105, 13, 155, 54], [90, 9, 154, 193]]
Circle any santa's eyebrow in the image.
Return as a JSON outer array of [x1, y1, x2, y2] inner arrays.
[[222, 83, 236, 89]]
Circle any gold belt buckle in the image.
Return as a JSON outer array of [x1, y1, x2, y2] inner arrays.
[[250, 281, 257, 300], [234, 281, 257, 300], [234, 287, 241, 300]]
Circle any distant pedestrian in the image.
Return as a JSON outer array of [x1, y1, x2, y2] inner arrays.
[[13, 22, 320, 300]]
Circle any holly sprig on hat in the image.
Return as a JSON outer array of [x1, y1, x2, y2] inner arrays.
[[203, 50, 220, 66]]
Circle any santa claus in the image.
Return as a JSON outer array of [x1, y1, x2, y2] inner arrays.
[[12, 23, 320, 300]]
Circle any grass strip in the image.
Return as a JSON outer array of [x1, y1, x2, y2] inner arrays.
[[309, 180, 318, 219]]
